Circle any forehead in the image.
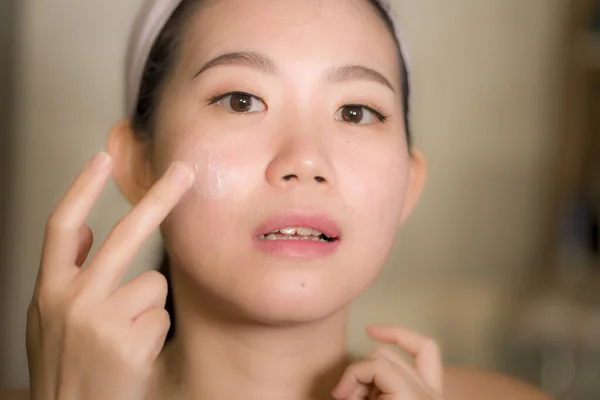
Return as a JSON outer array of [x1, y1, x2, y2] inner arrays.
[[178, 0, 401, 88]]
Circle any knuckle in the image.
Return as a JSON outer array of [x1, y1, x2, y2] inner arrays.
[[111, 215, 130, 237], [373, 357, 389, 370], [110, 215, 142, 246], [30, 286, 63, 322], [111, 214, 147, 244], [63, 297, 90, 325], [31, 284, 49, 306], [45, 212, 75, 236], [31, 290, 53, 319], [148, 184, 172, 207], [26, 300, 42, 323]]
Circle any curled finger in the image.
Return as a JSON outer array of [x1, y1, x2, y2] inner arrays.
[[128, 307, 171, 371], [108, 270, 169, 320], [332, 358, 414, 399], [367, 325, 443, 393], [367, 346, 425, 389]]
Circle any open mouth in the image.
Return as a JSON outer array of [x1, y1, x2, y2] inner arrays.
[[258, 227, 338, 243]]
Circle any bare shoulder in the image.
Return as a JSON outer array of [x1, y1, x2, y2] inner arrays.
[[0, 389, 30, 400], [444, 366, 554, 400], [0, 369, 553, 400]]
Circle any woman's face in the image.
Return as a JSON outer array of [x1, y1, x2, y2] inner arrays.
[[145, 0, 423, 323]]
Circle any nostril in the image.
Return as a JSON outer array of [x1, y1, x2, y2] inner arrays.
[[280, 174, 327, 183]]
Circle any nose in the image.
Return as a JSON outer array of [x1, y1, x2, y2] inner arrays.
[[265, 134, 336, 190]]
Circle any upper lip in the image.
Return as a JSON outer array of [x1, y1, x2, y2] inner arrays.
[[254, 210, 342, 239]]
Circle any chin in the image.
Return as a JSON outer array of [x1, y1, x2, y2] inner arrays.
[[218, 274, 372, 326], [235, 295, 350, 326], [172, 239, 387, 325]]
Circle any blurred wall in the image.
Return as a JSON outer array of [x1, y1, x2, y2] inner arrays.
[[0, 0, 160, 387], [0, 0, 16, 385], [0, 0, 568, 388], [349, 0, 568, 366]]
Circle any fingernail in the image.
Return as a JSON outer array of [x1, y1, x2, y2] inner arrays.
[[169, 162, 194, 186], [91, 151, 111, 171]]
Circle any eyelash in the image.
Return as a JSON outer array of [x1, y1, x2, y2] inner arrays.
[[208, 91, 389, 123], [344, 103, 390, 123], [208, 90, 265, 106]]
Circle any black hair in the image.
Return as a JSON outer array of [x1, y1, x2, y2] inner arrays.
[[132, 0, 411, 342]]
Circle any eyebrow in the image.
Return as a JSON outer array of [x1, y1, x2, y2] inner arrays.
[[193, 51, 277, 77], [326, 65, 395, 93], [193, 51, 395, 93]]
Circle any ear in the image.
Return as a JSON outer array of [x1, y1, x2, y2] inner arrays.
[[398, 147, 427, 226], [107, 119, 155, 205]]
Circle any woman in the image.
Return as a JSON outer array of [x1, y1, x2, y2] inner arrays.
[[7, 0, 551, 399]]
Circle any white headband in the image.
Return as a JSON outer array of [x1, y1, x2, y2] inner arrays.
[[125, 0, 409, 117]]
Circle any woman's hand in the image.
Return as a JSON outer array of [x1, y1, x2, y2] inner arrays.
[[26, 152, 194, 400], [332, 325, 444, 400]]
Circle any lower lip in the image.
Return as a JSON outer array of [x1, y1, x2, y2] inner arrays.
[[253, 238, 340, 259]]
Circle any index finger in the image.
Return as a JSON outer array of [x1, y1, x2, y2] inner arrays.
[[84, 162, 195, 296], [366, 324, 444, 393]]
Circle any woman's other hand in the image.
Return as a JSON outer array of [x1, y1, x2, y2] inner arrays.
[[332, 325, 444, 400]]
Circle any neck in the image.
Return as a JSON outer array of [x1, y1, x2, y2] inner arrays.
[[155, 289, 350, 400]]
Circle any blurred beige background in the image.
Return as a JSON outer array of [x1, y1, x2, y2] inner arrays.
[[0, 0, 568, 389]]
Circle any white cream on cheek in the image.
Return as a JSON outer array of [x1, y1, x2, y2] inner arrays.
[[192, 150, 248, 199]]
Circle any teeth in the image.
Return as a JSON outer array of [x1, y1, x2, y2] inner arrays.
[[273, 227, 323, 236], [296, 227, 316, 236], [279, 227, 297, 235], [258, 227, 331, 241], [259, 233, 330, 242]]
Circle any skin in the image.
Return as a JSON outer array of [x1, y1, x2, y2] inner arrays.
[[15, 0, 554, 399]]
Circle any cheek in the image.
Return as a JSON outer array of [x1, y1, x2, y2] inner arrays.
[[161, 143, 256, 275], [160, 135, 260, 243], [334, 148, 408, 292], [162, 129, 257, 199], [340, 146, 409, 226], [191, 151, 249, 199]]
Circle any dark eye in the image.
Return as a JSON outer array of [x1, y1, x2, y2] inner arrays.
[[213, 92, 266, 114], [334, 105, 386, 125]]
